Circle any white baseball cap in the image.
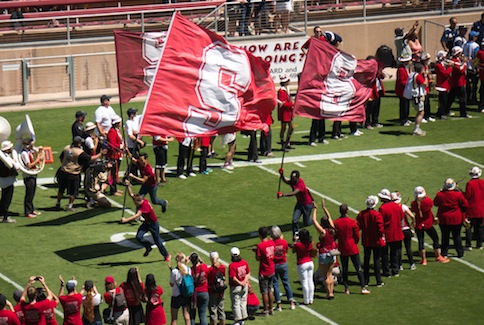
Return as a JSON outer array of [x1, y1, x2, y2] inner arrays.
[[230, 247, 240, 257]]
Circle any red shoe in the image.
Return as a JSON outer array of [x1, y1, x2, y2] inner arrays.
[[420, 259, 427, 266], [164, 254, 171, 262], [436, 256, 450, 263], [26, 213, 36, 219]]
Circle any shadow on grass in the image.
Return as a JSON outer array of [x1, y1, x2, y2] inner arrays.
[[379, 130, 409, 136], [24, 207, 119, 226], [56, 242, 135, 262]]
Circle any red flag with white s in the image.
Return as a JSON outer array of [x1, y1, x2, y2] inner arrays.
[[138, 12, 276, 138], [294, 38, 378, 122], [114, 30, 167, 104]]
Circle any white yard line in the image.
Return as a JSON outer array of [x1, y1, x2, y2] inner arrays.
[[439, 149, 484, 168]]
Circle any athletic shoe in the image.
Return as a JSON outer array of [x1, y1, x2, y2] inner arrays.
[[201, 171, 209, 175], [276, 306, 282, 312], [143, 246, 153, 257], [449, 112, 456, 116], [377, 283, 385, 287], [162, 201, 167, 213], [164, 254, 171, 262], [331, 136, 341, 140], [344, 289, 350, 295], [436, 256, 450, 263], [55, 203, 61, 210], [421, 118, 428, 123], [66, 207, 76, 212], [350, 131, 361, 136], [481, 109, 484, 113], [309, 142, 317, 147], [399, 265, 404, 271], [26, 214, 36, 219], [223, 164, 234, 171], [189, 172, 197, 177], [374, 123, 383, 128], [266, 152, 275, 158], [461, 115, 473, 118], [392, 273, 399, 277], [361, 288, 371, 294], [286, 145, 296, 150], [410, 263, 416, 270], [413, 129, 426, 136], [206, 168, 213, 173], [2, 217, 16, 223], [178, 174, 187, 179], [319, 139, 329, 144], [420, 259, 427, 266], [464, 246, 473, 251], [290, 301, 296, 310], [403, 120, 412, 127], [33, 211, 41, 215], [251, 159, 262, 163], [428, 117, 436, 122], [366, 125, 374, 130]]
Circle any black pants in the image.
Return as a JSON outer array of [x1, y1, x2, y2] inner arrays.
[[436, 91, 449, 117], [402, 229, 414, 266], [465, 218, 484, 248], [199, 146, 208, 173], [176, 143, 194, 176], [416, 226, 440, 251], [382, 241, 402, 276], [466, 71, 478, 103], [341, 254, 366, 290], [331, 121, 342, 138], [440, 224, 464, 258], [247, 130, 258, 161], [446, 86, 467, 117], [24, 176, 37, 215], [399, 97, 410, 124], [309, 119, 325, 143], [0, 184, 14, 220], [126, 147, 139, 178], [109, 159, 121, 194], [365, 97, 381, 126], [259, 128, 272, 155], [423, 94, 431, 120], [363, 246, 382, 286]]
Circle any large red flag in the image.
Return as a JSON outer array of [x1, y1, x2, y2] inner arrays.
[[294, 38, 378, 122], [114, 30, 167, 104], [138, 12, 276, 138]]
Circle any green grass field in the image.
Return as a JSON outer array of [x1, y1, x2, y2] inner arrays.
[[0, 88, 483, 325]]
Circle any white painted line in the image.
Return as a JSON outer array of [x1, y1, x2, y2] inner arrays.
[[439, 149, 484, 168], [221, 168, 233, 174], [330, 159, 342, 165], [405, 153, 419, 158], [294, 162, 306, 168], [369, 155, 381, 161], [37, 185, 48, 190]]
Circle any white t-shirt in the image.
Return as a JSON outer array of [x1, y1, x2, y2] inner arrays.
[[94, 105, 117, 134], [125, 117, 140, 149], [170, 265, 190, 297], [85, 136, 95, 151]]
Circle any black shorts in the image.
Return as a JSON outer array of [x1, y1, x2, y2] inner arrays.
[[57, 170, 80, 197], [170, 295, 189, 309], [153, 146, 168, 169]]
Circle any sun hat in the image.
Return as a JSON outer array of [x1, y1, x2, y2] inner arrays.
[[1, 140, 13, 152], [451, 46, 463, 57], [414, 186, 426, 198], [444, 178, 456, 191], [85, 122, 96, 132], [469, 166, 482, 179], [366, 195, 379, 209], [391, 192, 402, 204], [378, 189, 391, 200], [279, 74, 290, 83]]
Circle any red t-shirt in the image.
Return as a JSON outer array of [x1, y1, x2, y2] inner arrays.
[[44, 301, 57, 325], [139, 162, 156, 188], [228, 259, 250, 287], [145, 286, 166, 325], [293, 241, 313, 265], [292, 178, 312, 205], [139, 199, 157, 224], [273, 238, 289, 265], [334, 216, 360, 256], [13, 304, 25, 325], [207, 264, 226, 296], [0, 309, 21, 325], [191, 264, 209, 293], [411, 197, 435, 230], [21, 299, 51, 325], [356, 209, 385, 248], [59, 294, 83, 325], [120, 282, 145, 307], [247, 291, 260, 307], [256, 239, 275, 276]]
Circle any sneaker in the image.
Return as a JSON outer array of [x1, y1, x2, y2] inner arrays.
[[464, 246, 473, 251], [66, 207, 76, 212], [374, 123, 383, 128], [410, 263, 416, 270], [178, 174, 187, 179], [413, 129, 426, 136], [440, 115, 448, 120], [223, 164, 234, 171], [251, 159, 262, 163], [377, 282, 385, 287], [286, 145, 296, 150], [26, 213, 36, 219], [319, 139, 329, 144], [55, 203, 61, 210], [331, 136, 341, 140], [189, 172, 197, 177], [33, 211, 41, 216], [206, 168, 213, 173], [428, 117, 436, 122], [481, 108, 484, 113], [366, 125, 374, 130], [449, 112, 456, 116], [421, 259, 427, 266], [309, 142, 317, 147], [290, 301, 296, 310], [164, 254, 171, 262], [361, 288, 371, 294], [350, 131, 361, 136], [462, 115, 473, 118], [267, 152, 275, 158], [436, 256, 450, 263], [143, 246, 153, 257], [403, 120, 412, 127], [276, 306, 282, 312], [421, 118, 428, 123], [399, 265, 404, 271], [392, 273, 400, 277], [201, 171, 209, 175], [2, 217, 16, 223], [162, 201, 167, 213], [344, 289, 350, 294]]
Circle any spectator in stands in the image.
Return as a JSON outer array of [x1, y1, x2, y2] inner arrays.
[[103, 276, 129, 325], [10, 8, 25, 28], [58, 276, 83, 325], [277, 75, 295, 151], [270, 225, 296, 310], [106, 116, 124, 196], [72, 111, 87, 141], [189, 253, 209, 325], [20, 138, 44, 219], [120, 268, 144, 325], [254, 0, 269, 36], [0, 140, 19, 223], [273, 0, 292, 34], [446, 46, 470, 118], [81, 280, 103, 325], [228, 247, 250, 325], [434, 178, 469, 258], [395, 54, 412, 126], [169, 252, 191, 325], [463, 31, 479, 105], [239, 0, 252, 36], [464, 167, 484, 250], [144, 273, 166, 325], [471, 12, 484, 44], [95, 95, 117, 139], [434, 50, 453, 119], [301, 26, 326, 54], [20, 276, 54, 325], [152, 135, 173, 184], [226, 0, 238, 37], [55, 136, 107, 211], [125, 108, 143, 179], [0, 294, 20, 325], [441, 17, 458, 52], [207, 251, 226, 325], [410, 186, 449, 265]]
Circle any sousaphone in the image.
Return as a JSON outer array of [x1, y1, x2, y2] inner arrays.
[[12, 114, 45, 176]]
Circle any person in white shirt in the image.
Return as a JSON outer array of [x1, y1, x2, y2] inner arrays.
[[125, 108, 143, 179], [94, 95, 117, 138]]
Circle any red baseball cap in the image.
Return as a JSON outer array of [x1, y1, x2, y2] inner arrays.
[[105, 276, 115, 284]]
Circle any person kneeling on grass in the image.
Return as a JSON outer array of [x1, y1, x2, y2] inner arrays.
[[121, 181, 171, 262]]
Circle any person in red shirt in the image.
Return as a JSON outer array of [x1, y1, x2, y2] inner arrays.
[[434, 50, 453, 119], [120, 268, 144, 325], [356, 196, 385, 287], [434, 178, 469, 258], [228, 247, 250, 325], [279, 169, 314, 239], [270, 226, 296, 310], [12, 290, 25, 325], [277, 75, 295, 151], [410, 186, 449, 265], [311, 199, 337, 299], [189, 253, 209, 325], [103, 276, 129, 325], [464, 167, 484, 249], [254, 227, 275, 316], [0, 294, 21, 325], [395, 55, 412, 126], [207, 251, 226, 325], [20, 276, 54, 325], [246, 285, 260, 321], [476, 40, 484, 112], [445, 46, 470, 118], [144, 274, 166, 325], [292, 229, 315, 304], [106, 116, 124, 196], [121, 183, 171, 261], [58, 277, 83, 325], [127, 152, 167, 213], [198, 136, 212, 174], [378, 189, 404, 277], [334, 204, 370, 295]]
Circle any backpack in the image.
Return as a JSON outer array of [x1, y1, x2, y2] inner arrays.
[[403, 72, 416, 100], [179, 272, 195, 298], [211, 270, 227, 293]]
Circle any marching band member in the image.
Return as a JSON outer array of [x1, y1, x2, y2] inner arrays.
[[20, 138, 44, 218], [0, 140, 19, 223]]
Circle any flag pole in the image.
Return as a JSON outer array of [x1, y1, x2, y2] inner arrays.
[[277, 131, 291, 194]]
